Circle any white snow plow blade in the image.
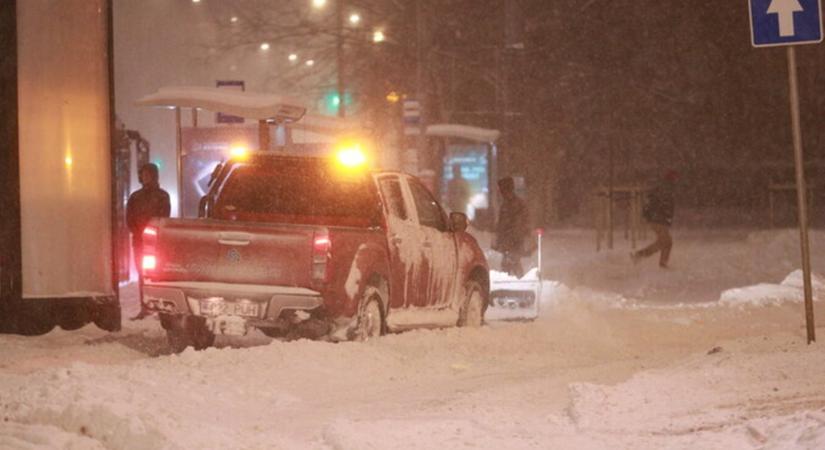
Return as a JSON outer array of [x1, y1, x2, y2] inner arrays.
[[487, 268, 541, 321]]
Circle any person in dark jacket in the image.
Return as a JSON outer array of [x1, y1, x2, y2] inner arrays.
[[126, 163, 171, 319], [632, 170, 678, 268], [494, 176, 530, 278]]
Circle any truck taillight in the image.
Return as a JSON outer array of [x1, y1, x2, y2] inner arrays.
[[142, 255, 157, 271], [312, 231, 331, 284], [314, 235, 331, 255], [142, 226, 158, 276]]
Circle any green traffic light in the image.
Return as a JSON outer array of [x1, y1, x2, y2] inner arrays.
[[322, 90, 353, 115]]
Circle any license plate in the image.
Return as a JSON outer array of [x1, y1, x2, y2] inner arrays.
[[232, 300, 260, 317], [199, 298, 260, 317]]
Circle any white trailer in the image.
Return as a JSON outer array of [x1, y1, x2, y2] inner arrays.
[[0, 0, 120, 334]]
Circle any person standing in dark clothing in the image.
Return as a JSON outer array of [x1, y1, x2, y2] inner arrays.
[[494, 176, 530, 278], [126, 163, 170, 319], [632, 170, 678, 268]]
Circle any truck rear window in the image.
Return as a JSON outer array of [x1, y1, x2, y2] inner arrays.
[[213, 160, 381, 227]]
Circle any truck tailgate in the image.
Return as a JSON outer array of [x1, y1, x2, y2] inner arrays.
[[150, 219, 316, 287]]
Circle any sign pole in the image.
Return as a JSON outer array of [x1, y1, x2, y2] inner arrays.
[[786, 45, 816, 344], [607, 145, 614, 250], [175, 106, 183, 218], [750, 0, 821, 344], [536, 228, 543, 319]]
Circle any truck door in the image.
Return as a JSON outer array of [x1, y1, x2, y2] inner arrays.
[[376, 175, 427, 311], [407, 178, 459, 310]]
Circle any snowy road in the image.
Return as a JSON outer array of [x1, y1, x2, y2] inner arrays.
[[1, 229, 825, 449]]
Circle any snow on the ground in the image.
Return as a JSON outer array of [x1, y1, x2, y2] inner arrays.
[[1, 228, 825, 449], [720, 269, 825, 307], [528, 228, 825, 306]]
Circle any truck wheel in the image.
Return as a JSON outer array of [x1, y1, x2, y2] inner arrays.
[[354, 288, 384, 341], [189, 317, 215, 350], [165, 316, 215, 353], [458, 280, 486, 328], [56, 305, 88, 331], [15, 312, 56, 336], [13, 303, 55, 336], [92, 301, 122, 332], [260, 328, 285, 339]]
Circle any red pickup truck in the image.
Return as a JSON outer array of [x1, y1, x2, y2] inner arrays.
[[141, 153, 489, 351]]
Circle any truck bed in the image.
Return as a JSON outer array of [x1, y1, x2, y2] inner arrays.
[[148, 218, 321, 288]]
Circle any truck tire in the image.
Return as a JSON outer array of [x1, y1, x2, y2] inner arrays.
[[458, 280, 486, 328], [165, 315, 215, 353], [92, 301, 122, 332], [56, 305, 88, 331], [15, 312, 56, 336], [354, 287, 385, 341], [260, 328, 285, 339], [13, 303, 56, 336]]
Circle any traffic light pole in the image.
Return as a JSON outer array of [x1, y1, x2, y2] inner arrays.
[[786, 45, 816, 344], [336, 0, 345, 118], [175, 106, 183, 216], [415, 0, 426, 172]]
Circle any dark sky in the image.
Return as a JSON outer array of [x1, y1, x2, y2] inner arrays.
[[480, 0, 825, 223]]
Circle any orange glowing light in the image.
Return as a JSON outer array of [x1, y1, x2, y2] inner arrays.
[[230, 145, 249, 160]]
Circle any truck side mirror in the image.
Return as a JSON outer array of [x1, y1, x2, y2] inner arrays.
[[450, 212, 469, 233]]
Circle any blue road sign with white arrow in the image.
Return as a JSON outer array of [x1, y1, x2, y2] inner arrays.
[[749, 0, 823, 47]]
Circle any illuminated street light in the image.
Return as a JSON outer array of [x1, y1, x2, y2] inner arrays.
[[192, 0, 201, 3], [386, 91, 400, 103], [288, 53, 298, 62], [349, 13, 361, 25], [373, 30, 385, 43], [260, 42, 270, 51], [312, 0, 327, 8], [306, 59, 315, 67], [230, 16, 239, 23]]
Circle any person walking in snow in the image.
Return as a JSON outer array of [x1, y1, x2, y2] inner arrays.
[[632, 170, 678, 269], [494, 176, 530, 278], [126, 163, 171, 320]]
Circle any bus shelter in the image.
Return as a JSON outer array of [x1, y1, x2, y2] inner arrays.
[[136, 86, 307, 216], [426, 124, 500, 228]]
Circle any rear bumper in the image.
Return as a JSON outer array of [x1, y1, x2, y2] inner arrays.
[[142, 281, 323, 321]]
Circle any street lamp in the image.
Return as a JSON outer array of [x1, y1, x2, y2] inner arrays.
[[306, 0, 379, 117], [288, 53, 298, 62]]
